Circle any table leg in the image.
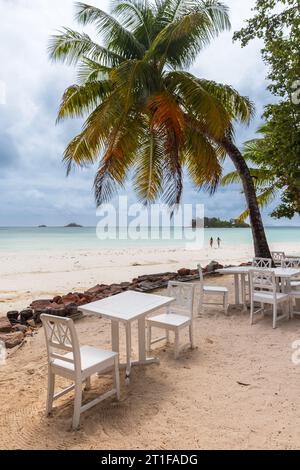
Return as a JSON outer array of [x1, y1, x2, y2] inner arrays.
[[138, 317, 146, 362], [125, 323, 132, 384], [241, 274, 247, 311], [111, 321, 120, 353], [234, 274, 240, 305]]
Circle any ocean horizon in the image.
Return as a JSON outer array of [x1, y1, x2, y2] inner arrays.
[[0, 226, 299, 252]]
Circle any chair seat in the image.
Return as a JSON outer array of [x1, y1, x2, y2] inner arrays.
[[253, 292, 289, 303], [203, 285, 228, 293], [290, 290, 300, 298], [52, 346, 117, 372], [148, 313, 190, 328], [291, 280, 300, 287]]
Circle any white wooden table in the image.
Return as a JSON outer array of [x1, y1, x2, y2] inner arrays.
[[217, 266, 300, 310], [79, 291, 174, 383]]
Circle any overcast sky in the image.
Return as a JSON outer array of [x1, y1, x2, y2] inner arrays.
[[0, 0, 298, 226]]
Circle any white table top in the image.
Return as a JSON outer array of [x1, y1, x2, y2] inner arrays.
[[79, 290, 175, 322], [218, 266, 300, 278], [286, 254, 300, 259]]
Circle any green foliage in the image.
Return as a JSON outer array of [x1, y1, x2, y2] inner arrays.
[[49, 0, 253, 208], [192, 217, 250, 228], [233, 0, 300, 219]]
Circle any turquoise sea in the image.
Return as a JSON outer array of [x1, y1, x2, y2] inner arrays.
[[0, 226, 299, 252]]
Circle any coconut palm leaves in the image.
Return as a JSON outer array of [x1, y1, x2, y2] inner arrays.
[[49, 0, 252, 207]]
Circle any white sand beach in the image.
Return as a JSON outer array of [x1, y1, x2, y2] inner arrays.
[[1, 242, 300, 450], [1, 241, 300, 313], [1, 271, 300, 450]]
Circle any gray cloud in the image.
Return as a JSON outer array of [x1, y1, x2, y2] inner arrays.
[[0, 0, 298, 226]]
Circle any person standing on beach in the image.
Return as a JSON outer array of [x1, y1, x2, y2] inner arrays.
[[210, 237, 214, 248], [217, 237, 221, 248]]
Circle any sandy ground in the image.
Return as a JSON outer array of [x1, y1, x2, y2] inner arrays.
[[1, 242, 300, 450], [1, 241, 300, 313]]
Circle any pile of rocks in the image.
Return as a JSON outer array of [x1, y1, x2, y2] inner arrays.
[[0, 317, 31, 349], [1, 261, 225, 349]]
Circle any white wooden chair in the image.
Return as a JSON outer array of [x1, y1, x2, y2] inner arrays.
[[281, 258, 300, 288], [252, 257, 272, 268], [147, 281, 195, 359], [249, 270, 289, 329], [41, 314, 120, 430], [272, 251, 285, 266], [198, 264, 228, 314]]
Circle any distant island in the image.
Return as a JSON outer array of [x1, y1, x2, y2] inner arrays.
[[38, 225, 47, 228], [64, 223, 83, 228], [192, 217, 250, 229]]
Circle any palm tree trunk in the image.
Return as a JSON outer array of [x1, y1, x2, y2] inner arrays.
[[219, 137, 271, 258]]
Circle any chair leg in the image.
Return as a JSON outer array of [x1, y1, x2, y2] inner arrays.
[[250, 300, 254, 325], [85, 377, 91, 391], [224, 292, 229, 315], [114, 356, 120, 400], [147, 325, 152, 353], [174, 329, 180, 359], [273, 303, 277, 329], [198, 291, 204, 315], [166, 329, 170, 344], [46, 370, 55, 416], [72, 381, 82, 431], [189, 324, 194, 350]]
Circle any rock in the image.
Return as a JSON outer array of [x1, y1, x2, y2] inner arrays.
[[20, 309, 34, 324], [53, 296, 63, 304], [120, 282, 131, 289], [61, 294, 80, 306], [15, 324, 28, 333], [26, 319, 36, 328], [85, 284, 109, 295], [177, 268, 191, 276], [7, 311, 19, 323], [65, 304, 78, 316], [0, 331, 24, 349], [206, 261, 224, 273], [0, 317, 13, 333], [30, 299, 53, 310]]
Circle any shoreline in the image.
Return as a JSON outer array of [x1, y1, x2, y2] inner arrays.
[[1, 241, 300, 313]]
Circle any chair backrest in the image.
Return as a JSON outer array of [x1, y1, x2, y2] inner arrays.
[[249, 269, 276, 299], [167, 281, 194, 318], [281, 258, 300, 269], [252, 257, 272, 268], [41, 314, 81, 372], [272, 251, 285, 265]]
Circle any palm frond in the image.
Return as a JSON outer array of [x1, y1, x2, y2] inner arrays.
[[111, 0, 155, 46], [63, 90, 124, 173], [94, 116, 145, 205], [77, 57, 111, 83], [48, 28, 125, 66], [147, 1, 230, 68], [134, 130, 165, 203], [75, 2, 145, 58], [183, 125, 223, 193], [57, 81, 112, 123], [237, 186, 278, 222], [167, 71, 231, 138]]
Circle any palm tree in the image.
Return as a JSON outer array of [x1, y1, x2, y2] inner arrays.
[[49, 0, 271, 258], [222, 124, 278, 222]]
